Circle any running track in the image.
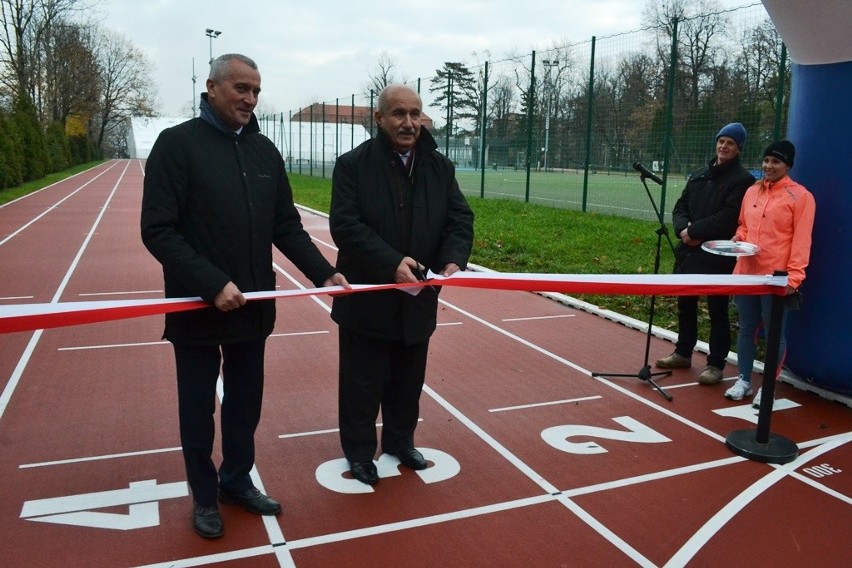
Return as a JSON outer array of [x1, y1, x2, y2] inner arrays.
[[0, 160, 849, 567]]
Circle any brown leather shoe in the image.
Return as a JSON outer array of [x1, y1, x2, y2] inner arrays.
[[655, 352, 692, 369], [697, 365, 723, 384]]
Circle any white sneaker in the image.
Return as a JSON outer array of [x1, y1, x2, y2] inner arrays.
[[725, 379, 753, 401], [752, 387, 775, 409]]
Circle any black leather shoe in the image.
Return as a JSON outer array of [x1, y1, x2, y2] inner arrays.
[[193, 503, 224, 538], [349, 461, 379, 485], [390, 447, 428, 470], [218, 487, 282, 515]]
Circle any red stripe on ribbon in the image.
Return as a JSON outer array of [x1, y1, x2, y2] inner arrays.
[[0, 273, 786, 335]]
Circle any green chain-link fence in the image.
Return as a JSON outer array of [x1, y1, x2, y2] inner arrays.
[[260, 3, 785, 222]]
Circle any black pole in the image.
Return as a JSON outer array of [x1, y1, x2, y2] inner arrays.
[[591, 175, 676, 401], [581, 36, 596, 212], [726, 283, 798, 464], [524, 51, 536, 203], [480, 61, 489, 198]]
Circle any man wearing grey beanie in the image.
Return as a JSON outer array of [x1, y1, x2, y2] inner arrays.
[[655, 123, 755, 385]]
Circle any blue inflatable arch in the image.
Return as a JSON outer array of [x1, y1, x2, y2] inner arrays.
[[762, 0, 852, 394]]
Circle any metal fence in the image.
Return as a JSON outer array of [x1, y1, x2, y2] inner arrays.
[[260, 3, 785, 222]]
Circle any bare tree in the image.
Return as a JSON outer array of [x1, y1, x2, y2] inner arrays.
[[362, 51, 407, 99], [0, 0, 85, 105], [42, 20, 99, 123], [643, 0, 728, 112], [91, 28, 158, 153]]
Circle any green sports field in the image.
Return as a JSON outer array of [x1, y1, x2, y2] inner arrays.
[[453, 167, 684, 223]]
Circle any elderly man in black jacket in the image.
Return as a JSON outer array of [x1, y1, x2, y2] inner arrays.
[[655, 123, 755, 384], [330, 84, 474, 485], [141, 53, 348, 538]]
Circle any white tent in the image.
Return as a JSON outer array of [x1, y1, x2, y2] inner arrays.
[[127, 117, 187, 159], [265, 121, 372, 165], [127, 116, 372, 164]]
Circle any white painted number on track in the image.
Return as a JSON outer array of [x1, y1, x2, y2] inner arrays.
[[315, 448, 460, 494], [712, 398, 801, 424], [541, 416, 671, 455], [20, 480, 188, 530]]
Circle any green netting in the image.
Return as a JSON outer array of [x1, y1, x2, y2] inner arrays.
[[260, 3, 783, 223]]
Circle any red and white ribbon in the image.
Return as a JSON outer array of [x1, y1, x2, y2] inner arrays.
[[0, 272, 787, 334]]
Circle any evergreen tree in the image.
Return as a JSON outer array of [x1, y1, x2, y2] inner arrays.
[[13, 93, 49, 181], [429, 62, 480, 137]]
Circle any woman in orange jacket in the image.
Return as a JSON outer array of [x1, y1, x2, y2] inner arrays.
[[724, 140, 816, 405]]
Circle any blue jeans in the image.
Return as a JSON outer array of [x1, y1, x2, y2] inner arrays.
[[734, 294, 789, 384]]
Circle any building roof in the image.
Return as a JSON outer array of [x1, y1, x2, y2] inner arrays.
[[290, 103, 434, 130]]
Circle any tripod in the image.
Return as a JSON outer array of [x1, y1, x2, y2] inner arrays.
[[592, 166, 677, 401]]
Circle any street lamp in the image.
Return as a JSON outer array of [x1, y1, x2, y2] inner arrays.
[[542, 59, 559, 171], [205, 28, 222, 65]]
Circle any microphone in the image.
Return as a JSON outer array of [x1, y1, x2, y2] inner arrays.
[[633, 162, 663, 186]]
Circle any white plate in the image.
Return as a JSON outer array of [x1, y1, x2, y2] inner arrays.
[[701, 240, 760, 257]]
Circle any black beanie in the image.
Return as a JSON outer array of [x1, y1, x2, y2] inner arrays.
[[763, 140, 795, 167]]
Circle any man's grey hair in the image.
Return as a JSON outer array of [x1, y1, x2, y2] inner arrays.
[[377, 84, 422, 114], [208, 54, 258, 82]]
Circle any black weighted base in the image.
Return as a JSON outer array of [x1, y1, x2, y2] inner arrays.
[[725, 429, 799, 464]]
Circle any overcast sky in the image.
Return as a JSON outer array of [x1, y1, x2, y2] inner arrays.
[[96, 0, 759, 119]]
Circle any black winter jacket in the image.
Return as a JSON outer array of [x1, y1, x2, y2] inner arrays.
[[329, 128, 474, 344], [671, 156, 755, 274], [141, 106, 336, 345]]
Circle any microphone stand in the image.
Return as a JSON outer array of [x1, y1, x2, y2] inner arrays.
[[592, 170, 677, 401]]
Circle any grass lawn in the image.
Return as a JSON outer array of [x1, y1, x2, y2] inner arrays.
[[288, 172, 692, 335], [0, 162, 105, 206]]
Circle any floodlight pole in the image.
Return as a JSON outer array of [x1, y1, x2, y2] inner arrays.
[[542, 59, 559, 172], [191, 58, 197, 117], [206, 28, 222, 66]]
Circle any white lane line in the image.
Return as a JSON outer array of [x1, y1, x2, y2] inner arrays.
[[0, 162, 119, 247], [490, 395, 603, 412], [0, 161, 131, 423], [273, 261, 332, 314], [564, 455, 746, 498], [270, 330, 329, 338], [663, 433, 852, 568], [133, 545, 274, 568], [212, 376, 288, 548], [278, 419, 423, 440], [421, 381, 655, 566], [20, 446, 183, 469], [0, 296, 35, 301], [134, 495, 558, 567], [77, 290, 162, 297], [502, 314, 576, 322], [55, 331, 328, 351], [286, 494, 554, 550], [58, 340, 169, 351], [439, 297, 729, 443]]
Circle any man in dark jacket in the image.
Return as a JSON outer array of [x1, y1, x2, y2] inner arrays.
[[329, 84, 474, 485], [655, 123, 755, 384], [141, 54, 348, 538]]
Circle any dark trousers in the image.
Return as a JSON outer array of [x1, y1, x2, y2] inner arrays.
[[675, 294, 731, 369], [173, 339, 265, 507], [338, 327, 429, 462]]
